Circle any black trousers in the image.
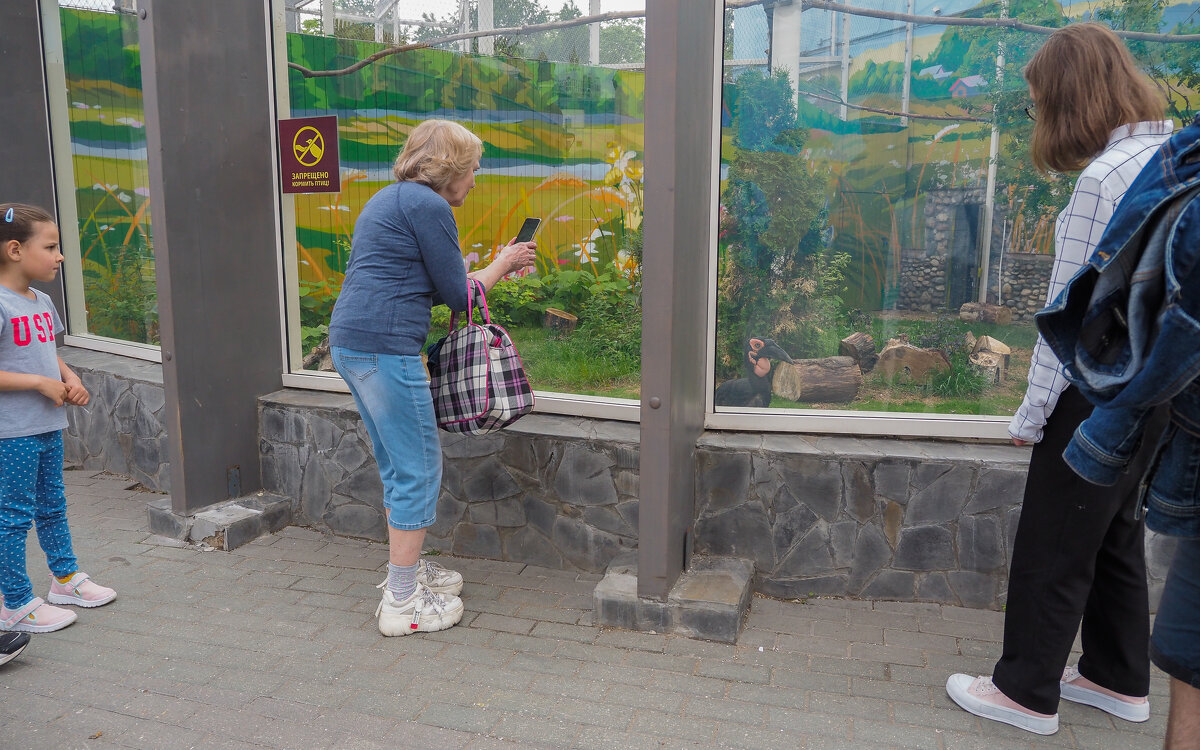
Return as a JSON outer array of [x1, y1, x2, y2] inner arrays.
[[992, 386, 1164, 715]]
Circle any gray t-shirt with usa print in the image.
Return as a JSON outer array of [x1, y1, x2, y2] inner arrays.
[[0, 286, 68, 439]]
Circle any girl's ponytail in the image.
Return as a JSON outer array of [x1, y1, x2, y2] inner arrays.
[[0, 203, 56, 247]]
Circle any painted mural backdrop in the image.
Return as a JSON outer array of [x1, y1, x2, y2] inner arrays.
[[286, 32, 646, 381], [59, 8, 156, 345]]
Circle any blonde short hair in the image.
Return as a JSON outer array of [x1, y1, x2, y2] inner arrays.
[[392, 120, 483, 191]]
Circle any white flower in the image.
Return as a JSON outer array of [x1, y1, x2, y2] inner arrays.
[[118, 192, 131, 203]]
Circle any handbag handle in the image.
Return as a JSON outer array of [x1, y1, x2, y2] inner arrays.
[[448, 278, 491, 331]]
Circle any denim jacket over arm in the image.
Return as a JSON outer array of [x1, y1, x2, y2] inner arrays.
[[1037, 117, 1200, 537]]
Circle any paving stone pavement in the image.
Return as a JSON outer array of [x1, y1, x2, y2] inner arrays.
[[0, 469, 1170, 749]]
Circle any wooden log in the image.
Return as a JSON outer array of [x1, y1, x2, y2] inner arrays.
[[973, 335, 1011, 375], [876, 342, 951, 383], [543, 307, 577, 335], [301, 337, 333, 371], [772, 356, 863, 403], [959, 302, 1013, 326], [839, 331, 878, 373], [969, 351, 1004, 385]]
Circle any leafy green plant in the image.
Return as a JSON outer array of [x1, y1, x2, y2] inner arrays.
[[83, 236, 158, 344], [486, 276, 548, 328], [298, 278, 339, 354], [576, 288, 641, 367]]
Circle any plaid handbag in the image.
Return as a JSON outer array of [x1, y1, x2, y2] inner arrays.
[[427, 279, 534, 434]]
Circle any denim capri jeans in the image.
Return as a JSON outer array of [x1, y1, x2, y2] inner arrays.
[[331, 347, 441, 530], [1151, 536, 1200, 688]]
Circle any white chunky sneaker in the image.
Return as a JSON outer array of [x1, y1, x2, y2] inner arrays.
[[416, 558, 463, 596], [375, 582, 463, 637]]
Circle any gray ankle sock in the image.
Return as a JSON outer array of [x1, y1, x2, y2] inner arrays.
[[387, 561, 419, 601]]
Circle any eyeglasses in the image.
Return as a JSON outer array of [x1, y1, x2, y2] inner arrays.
[[1024, 105, 1036, 122]]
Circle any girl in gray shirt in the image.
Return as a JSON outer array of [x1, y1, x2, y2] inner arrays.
[[0, 203, 116, 634]]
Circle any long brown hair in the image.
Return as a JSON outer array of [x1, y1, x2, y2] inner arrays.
[[1024, 23, 1164, 173]]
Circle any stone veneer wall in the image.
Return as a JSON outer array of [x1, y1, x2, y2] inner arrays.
[[59, 348, 171, 492], [896, 247, 947, 312], [996, 252, 1053, 321], [694, 433, 1177, 610], [258, 390, 640, 573], [57, 349, 1177, 609]]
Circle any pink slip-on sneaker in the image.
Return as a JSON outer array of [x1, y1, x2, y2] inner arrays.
[[946, 674, 1059, 735], [47, 572, 116, 608], [1060, 665, 1150, 722], [0, 597, 77, 633]]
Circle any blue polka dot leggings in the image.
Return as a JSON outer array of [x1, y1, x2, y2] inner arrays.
[[0, 431, 78, 610]]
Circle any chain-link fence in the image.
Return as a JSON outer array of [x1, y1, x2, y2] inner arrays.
[[286, 0, 645, 67]]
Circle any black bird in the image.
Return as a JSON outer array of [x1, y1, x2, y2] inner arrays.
[[714, 337, 794, 407]]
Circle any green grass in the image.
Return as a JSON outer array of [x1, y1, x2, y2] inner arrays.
[[423, 311, 1036, 414], [425, 324, 641, 400], [512, 326, 640, 398]]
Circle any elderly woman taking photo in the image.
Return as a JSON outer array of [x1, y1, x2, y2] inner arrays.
[[328, 120, 536, 636]]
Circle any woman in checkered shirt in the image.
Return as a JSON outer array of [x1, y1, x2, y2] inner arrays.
[[946, 23, 1174, 735]]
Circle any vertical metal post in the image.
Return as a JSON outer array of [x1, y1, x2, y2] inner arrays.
[[459, 0, 469, 53], [979, 0, 1008, 303], [374, 0, 387, 43], [2, 1, 66, 314], [639, 0, 720, 600], [139, 0, 284, 513], [771, 1, 803, 107], [589, 0, 601, 66], [478, 0, 494, 55], [321, 0, 334, 35], [900, 0, 913, 127], [839, 0, 850, 121]]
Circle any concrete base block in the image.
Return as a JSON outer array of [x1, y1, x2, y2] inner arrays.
[[593, 553, 754, 643], [146, 493, 292, 550]]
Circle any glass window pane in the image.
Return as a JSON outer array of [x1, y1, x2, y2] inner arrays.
[[286, 0, 645, 404], [714, 2, 1160, 419], [56, 2, 157, 345]]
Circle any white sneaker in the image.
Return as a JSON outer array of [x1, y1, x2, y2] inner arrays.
[[416, 558, 463, 596], [946, 674, 1059, 735], [374, 582, 463, 637], [1060, 665, 1150, 722]]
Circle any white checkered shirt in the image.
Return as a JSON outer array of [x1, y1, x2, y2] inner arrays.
[[1009, 120, 1175, 443]]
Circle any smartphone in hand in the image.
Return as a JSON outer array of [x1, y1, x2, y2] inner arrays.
[[514, 217, 542, 244]]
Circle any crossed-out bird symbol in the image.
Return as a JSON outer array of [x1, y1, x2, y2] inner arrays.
[[293, 126, 324, 166]]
